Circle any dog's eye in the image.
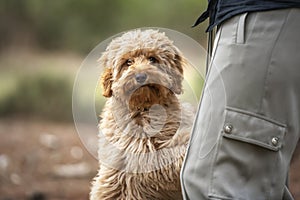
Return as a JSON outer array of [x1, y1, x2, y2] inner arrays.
[[149, 57, 158, 64], [126, 59, 134, 66]]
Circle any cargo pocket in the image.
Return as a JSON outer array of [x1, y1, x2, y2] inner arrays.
[[208, 107, 286, 200]]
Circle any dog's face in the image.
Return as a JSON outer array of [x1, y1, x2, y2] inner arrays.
[[99, 29, 185, 111]]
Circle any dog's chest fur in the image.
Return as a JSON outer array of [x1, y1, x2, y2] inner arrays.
[[91, 95, 193, 200]]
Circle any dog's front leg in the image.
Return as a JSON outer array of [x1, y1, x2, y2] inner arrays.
[[90, 166, 125, 200]]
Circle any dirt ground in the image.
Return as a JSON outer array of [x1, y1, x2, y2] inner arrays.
[[0, 118, 98, 200], [0, 118, 299, 200]]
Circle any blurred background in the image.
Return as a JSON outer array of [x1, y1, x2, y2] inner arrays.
[[0, 0, 299, 199]]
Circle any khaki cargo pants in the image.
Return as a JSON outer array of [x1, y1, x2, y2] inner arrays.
[[181, 8, 300, 200]]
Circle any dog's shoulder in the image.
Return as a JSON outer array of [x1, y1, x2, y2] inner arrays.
[[180, 102, 196, 128]]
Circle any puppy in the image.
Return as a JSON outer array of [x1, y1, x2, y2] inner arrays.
[[90, 29, 194, 200]]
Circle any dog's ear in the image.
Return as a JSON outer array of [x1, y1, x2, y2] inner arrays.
[[101, 67, 113, 97], [174, 54, 184, 75], [171, 54, 185, 94], [172, 72, 183, 95]]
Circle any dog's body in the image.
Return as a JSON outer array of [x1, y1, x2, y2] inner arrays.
[[90, 29, 194, 200]]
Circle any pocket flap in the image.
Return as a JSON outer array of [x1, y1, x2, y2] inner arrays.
[[222, 107, 286, 151]]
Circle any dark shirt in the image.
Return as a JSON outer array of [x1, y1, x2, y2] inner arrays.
[[194, 0, 300, 32]]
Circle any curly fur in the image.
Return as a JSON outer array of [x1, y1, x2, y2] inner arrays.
[[90, 29, 194, 200]]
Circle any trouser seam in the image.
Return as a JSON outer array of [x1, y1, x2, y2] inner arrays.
[[258, 9, 291, 115]]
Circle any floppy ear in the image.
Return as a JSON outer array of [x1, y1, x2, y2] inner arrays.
[[101, 67, 113, 97], [174, 54, 184, 74], [171, 54, 185, 94]]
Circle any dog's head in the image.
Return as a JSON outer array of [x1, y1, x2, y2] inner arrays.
[[99, 29, 186, 110]]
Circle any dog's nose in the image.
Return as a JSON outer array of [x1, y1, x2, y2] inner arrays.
[[135, 73, 147, 83]]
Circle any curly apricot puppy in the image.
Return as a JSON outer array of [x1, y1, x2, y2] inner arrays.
[[90, 29, 194, 200]]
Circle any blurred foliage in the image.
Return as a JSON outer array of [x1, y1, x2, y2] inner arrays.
[[0, 72, 73, 121], [0, 0, 207, 53], [0, 0, 208, 121]]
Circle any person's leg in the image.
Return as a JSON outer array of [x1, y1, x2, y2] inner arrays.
[[181, 8, 300, 200]]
